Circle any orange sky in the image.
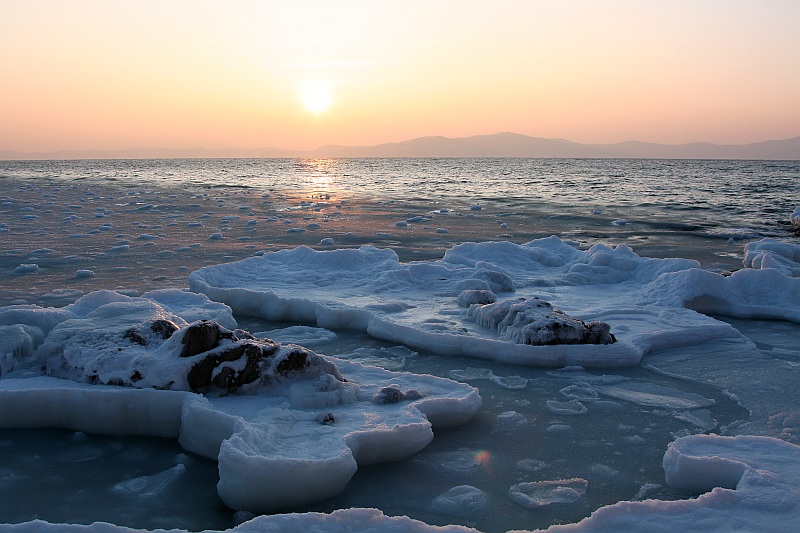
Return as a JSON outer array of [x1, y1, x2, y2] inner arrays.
[[2, 1, 799, 152]]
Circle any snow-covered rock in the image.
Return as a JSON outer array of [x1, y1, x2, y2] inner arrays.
[[0, 291, 482, 514]]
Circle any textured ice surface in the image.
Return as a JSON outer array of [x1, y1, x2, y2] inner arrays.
[[0, 291, 481, 514], [509, 478, 589, 509], [7, 434, 798, 533], [431, 485, 488, 518], [187, 237, 799, 367], [1, 213, 798, 532]]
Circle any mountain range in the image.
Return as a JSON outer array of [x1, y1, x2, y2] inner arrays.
[[2, 132, 799, 160]]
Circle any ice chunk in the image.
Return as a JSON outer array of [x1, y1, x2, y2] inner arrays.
[[468, 297, 616, 346], [449, 367, 495, 381], [560, 382, 600, 401], [489, 374, 528, 389], [257, 325, 338, 346], [0, 324, 36, 376], [457, 289, 496, 307], [111, 464, 186, 498], [743, 237, 800, 277], [508, 478, 588, 508], [431, 485, 488, 517], [13, 264, 39, 274], [546, 399, 588, 415], [596, 381, 716, 409]]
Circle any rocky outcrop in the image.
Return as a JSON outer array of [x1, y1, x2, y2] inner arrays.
[[108, 319, 348, 394], [177, 320, 343, 394]]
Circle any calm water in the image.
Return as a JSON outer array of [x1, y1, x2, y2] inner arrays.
[[1, 158, 798, 238]]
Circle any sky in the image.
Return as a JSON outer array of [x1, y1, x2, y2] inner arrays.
[[2, 0, 799, 153]]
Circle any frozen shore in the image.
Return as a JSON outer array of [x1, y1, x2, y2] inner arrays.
[[1, 174, 799, 532]]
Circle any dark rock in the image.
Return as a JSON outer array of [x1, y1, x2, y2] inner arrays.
[[318, 412, 335, 424], [149, 319, 179, 339], [402, 389, 424, 401], [123, 319, 179, 346], [123, 329, 148, 346], [373, 386, 403, 404], [372, 387, 425, 404], [275, 350, 310, 375], [180, 320, 222, 358], [268, 347, 343, 383], [187, 340, 278, 393]]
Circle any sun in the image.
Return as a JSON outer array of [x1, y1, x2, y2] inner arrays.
[[299, 80, 333, 114]]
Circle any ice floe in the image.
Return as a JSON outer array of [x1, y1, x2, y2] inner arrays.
[[188, 236, 800, 367], [0, 290, 481, 514]]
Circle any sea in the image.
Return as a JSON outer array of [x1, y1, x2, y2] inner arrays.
[[0, 158, 798, 532]]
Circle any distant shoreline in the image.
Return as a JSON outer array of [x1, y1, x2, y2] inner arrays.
[[2, 132, 799, 161]]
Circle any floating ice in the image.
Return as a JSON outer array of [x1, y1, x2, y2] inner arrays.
[[187, 237, 786, 367], [111, 464, 187, 498], [546, 399, 588, 415], [13, 264, 39, 274], [256, 325, 338, 346], [448, 367, 527, 389], [0, 291, 481, 514], [595, 381, 716, 410], [431, 485, 488, 517], [508, 478, 588, 508]]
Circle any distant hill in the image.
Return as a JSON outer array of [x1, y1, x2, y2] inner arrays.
[[2, 132, 799, 160], [312, 132, 800, 159]]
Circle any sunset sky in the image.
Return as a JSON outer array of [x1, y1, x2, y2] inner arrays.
[[2, 1, 799, 153]]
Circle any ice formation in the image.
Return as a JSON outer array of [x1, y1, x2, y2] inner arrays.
[[188, 236, 800, 367], [0, 290, 482, 513], [509, 478, 589, 508], [4, 434, 799, 532], [2, 235, 799, 532]]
